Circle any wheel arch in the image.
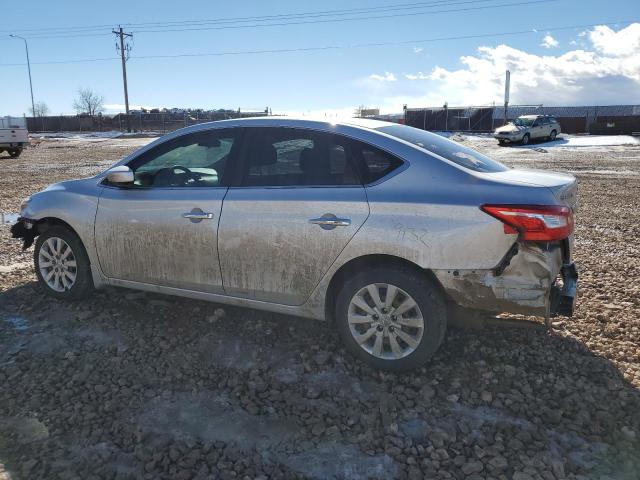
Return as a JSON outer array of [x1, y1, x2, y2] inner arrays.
[[34, 217, 82, 239], [323, 253, 446, 323]]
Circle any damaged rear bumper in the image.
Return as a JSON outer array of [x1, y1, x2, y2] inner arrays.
[[433, 241, 578, 318], [10, 217, 37, 250]]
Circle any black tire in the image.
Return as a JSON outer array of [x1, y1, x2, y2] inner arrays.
[[498, 139, 506, 146], [33, 225, 94, 300], [549, 130, 557, 141], [521, 133, 530, 145], [8, 149, 21, 158], [335, 265, 447, 371]]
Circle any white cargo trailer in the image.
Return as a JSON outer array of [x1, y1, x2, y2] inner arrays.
[[0, 116, 29, 158]]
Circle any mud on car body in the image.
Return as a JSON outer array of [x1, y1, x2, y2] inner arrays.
[[12, 118, 578, 371]]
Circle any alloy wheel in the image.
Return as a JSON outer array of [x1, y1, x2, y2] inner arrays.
[[38, 237, 77, 292], [347, 283, 424, 360]]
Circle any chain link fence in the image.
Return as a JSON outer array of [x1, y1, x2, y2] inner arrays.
[[25, 110, 271, 134]]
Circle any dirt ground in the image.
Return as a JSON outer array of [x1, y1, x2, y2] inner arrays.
[[1, 133, 639, 480]]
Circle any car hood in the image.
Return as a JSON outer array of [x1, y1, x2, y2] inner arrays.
[[495, 124, 526, 134]]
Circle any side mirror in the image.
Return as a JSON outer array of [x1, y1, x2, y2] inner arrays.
[[106, 165, 134, 184]]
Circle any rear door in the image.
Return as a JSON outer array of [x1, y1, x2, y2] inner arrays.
[[94, 128, 241, 293], [217, 127, 369, 305], [532, 117, 548, 139]]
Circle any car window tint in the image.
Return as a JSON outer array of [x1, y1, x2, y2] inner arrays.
[[355, 144, 403, 183], [241, 128, 361, 187], [376, 124, 508, 173], [128, 130, 236, 187]]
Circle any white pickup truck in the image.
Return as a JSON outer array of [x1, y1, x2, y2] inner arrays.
[[0, 116, 29, 158]]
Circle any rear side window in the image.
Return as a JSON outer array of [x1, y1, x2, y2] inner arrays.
[[355, 143, 404, 183], [377, 124, 508, 173], [240, 128, 361, 187]]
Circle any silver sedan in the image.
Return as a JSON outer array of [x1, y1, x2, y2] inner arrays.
[[12, 118, 578, 370]]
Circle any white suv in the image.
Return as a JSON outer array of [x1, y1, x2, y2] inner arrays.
[[494, 115, 561, 145]]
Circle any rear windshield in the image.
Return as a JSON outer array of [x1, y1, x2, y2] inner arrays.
[[377, 124, 508, 172]]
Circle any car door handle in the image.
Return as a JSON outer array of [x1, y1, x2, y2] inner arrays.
[[182, 212, 213, 219], [309, 214, 351, 230], [182, 208, 214, 222]]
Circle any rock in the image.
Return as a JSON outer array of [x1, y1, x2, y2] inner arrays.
[[313, 351, 331, 366], [420, 385, 435, 399], [480, 391, 493, 403], [461, 461, 483, 475], [621, 426, 636, 441]]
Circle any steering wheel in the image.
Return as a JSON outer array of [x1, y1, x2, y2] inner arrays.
[[154, 165, 196, 186]]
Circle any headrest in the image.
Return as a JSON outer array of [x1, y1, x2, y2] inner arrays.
[[299, 147, 328, 173], [250, 143, 278, 167]]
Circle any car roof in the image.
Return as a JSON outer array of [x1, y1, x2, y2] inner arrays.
[[182, 116, 398, 131]]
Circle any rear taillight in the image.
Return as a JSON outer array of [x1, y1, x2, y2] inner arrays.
[[481, 204, 574, 241]]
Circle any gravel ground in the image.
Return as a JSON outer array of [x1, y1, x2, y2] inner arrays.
[[0, 134, 639, 480]]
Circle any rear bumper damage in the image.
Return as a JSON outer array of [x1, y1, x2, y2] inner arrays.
[[433, 241, 578, 318]]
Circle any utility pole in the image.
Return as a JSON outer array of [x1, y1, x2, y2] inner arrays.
[[9, 35, 35, 119], [113, 26, 133, 132], [504, 70, 511, 126]]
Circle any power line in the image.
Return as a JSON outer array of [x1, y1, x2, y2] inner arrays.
[[0, 19, 636, 67], [0, 0, 508, 35], [9, 0, 553, 39], [131, 0, 557, 34]]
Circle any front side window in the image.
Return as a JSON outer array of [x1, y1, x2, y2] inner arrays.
[[241, 128, 361, 187], [513, 117, 535, 127], [376, 124, 508, 173], [127, 129, 238, 187]]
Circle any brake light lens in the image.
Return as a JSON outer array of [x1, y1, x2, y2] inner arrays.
[[481, 204, 574, 241]]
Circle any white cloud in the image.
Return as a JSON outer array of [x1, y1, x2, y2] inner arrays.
[[413, 47, 424, 53], [589, 23, 640, 56], [541, 34, 559, 48], [368, 72, 397, 82], [365, 23, 640, 110], [404, 72, 430, 80]]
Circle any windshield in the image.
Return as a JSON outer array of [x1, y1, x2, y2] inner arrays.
[[376, 124, 509, 173], [513, 117, 535, 127]]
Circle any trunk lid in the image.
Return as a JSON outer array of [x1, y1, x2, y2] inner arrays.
[[476, 168, 578, 209]]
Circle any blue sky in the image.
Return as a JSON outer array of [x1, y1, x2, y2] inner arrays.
[[1, 0, 639, 116]]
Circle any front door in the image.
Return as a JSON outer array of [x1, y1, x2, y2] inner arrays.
[[218, 127, 369, 305], [95, 128, 241, 293]]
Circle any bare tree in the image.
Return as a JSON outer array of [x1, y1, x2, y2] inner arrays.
[[30, 101, 50, 117], [73, 88, 104, 116]]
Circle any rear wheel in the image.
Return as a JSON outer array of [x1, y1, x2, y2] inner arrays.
[[335, 265, 447, 371], [521, 133, 530, 145], [8, 149, 21, 158], [34, 225, 94, 300]]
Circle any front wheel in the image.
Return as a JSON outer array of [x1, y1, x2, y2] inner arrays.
[[8, 149, 21, 158], [521, 133, 530, 145], [335, 266, 447, 371], [549, 130, 557, 141], [34, 225, 94, 300]]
